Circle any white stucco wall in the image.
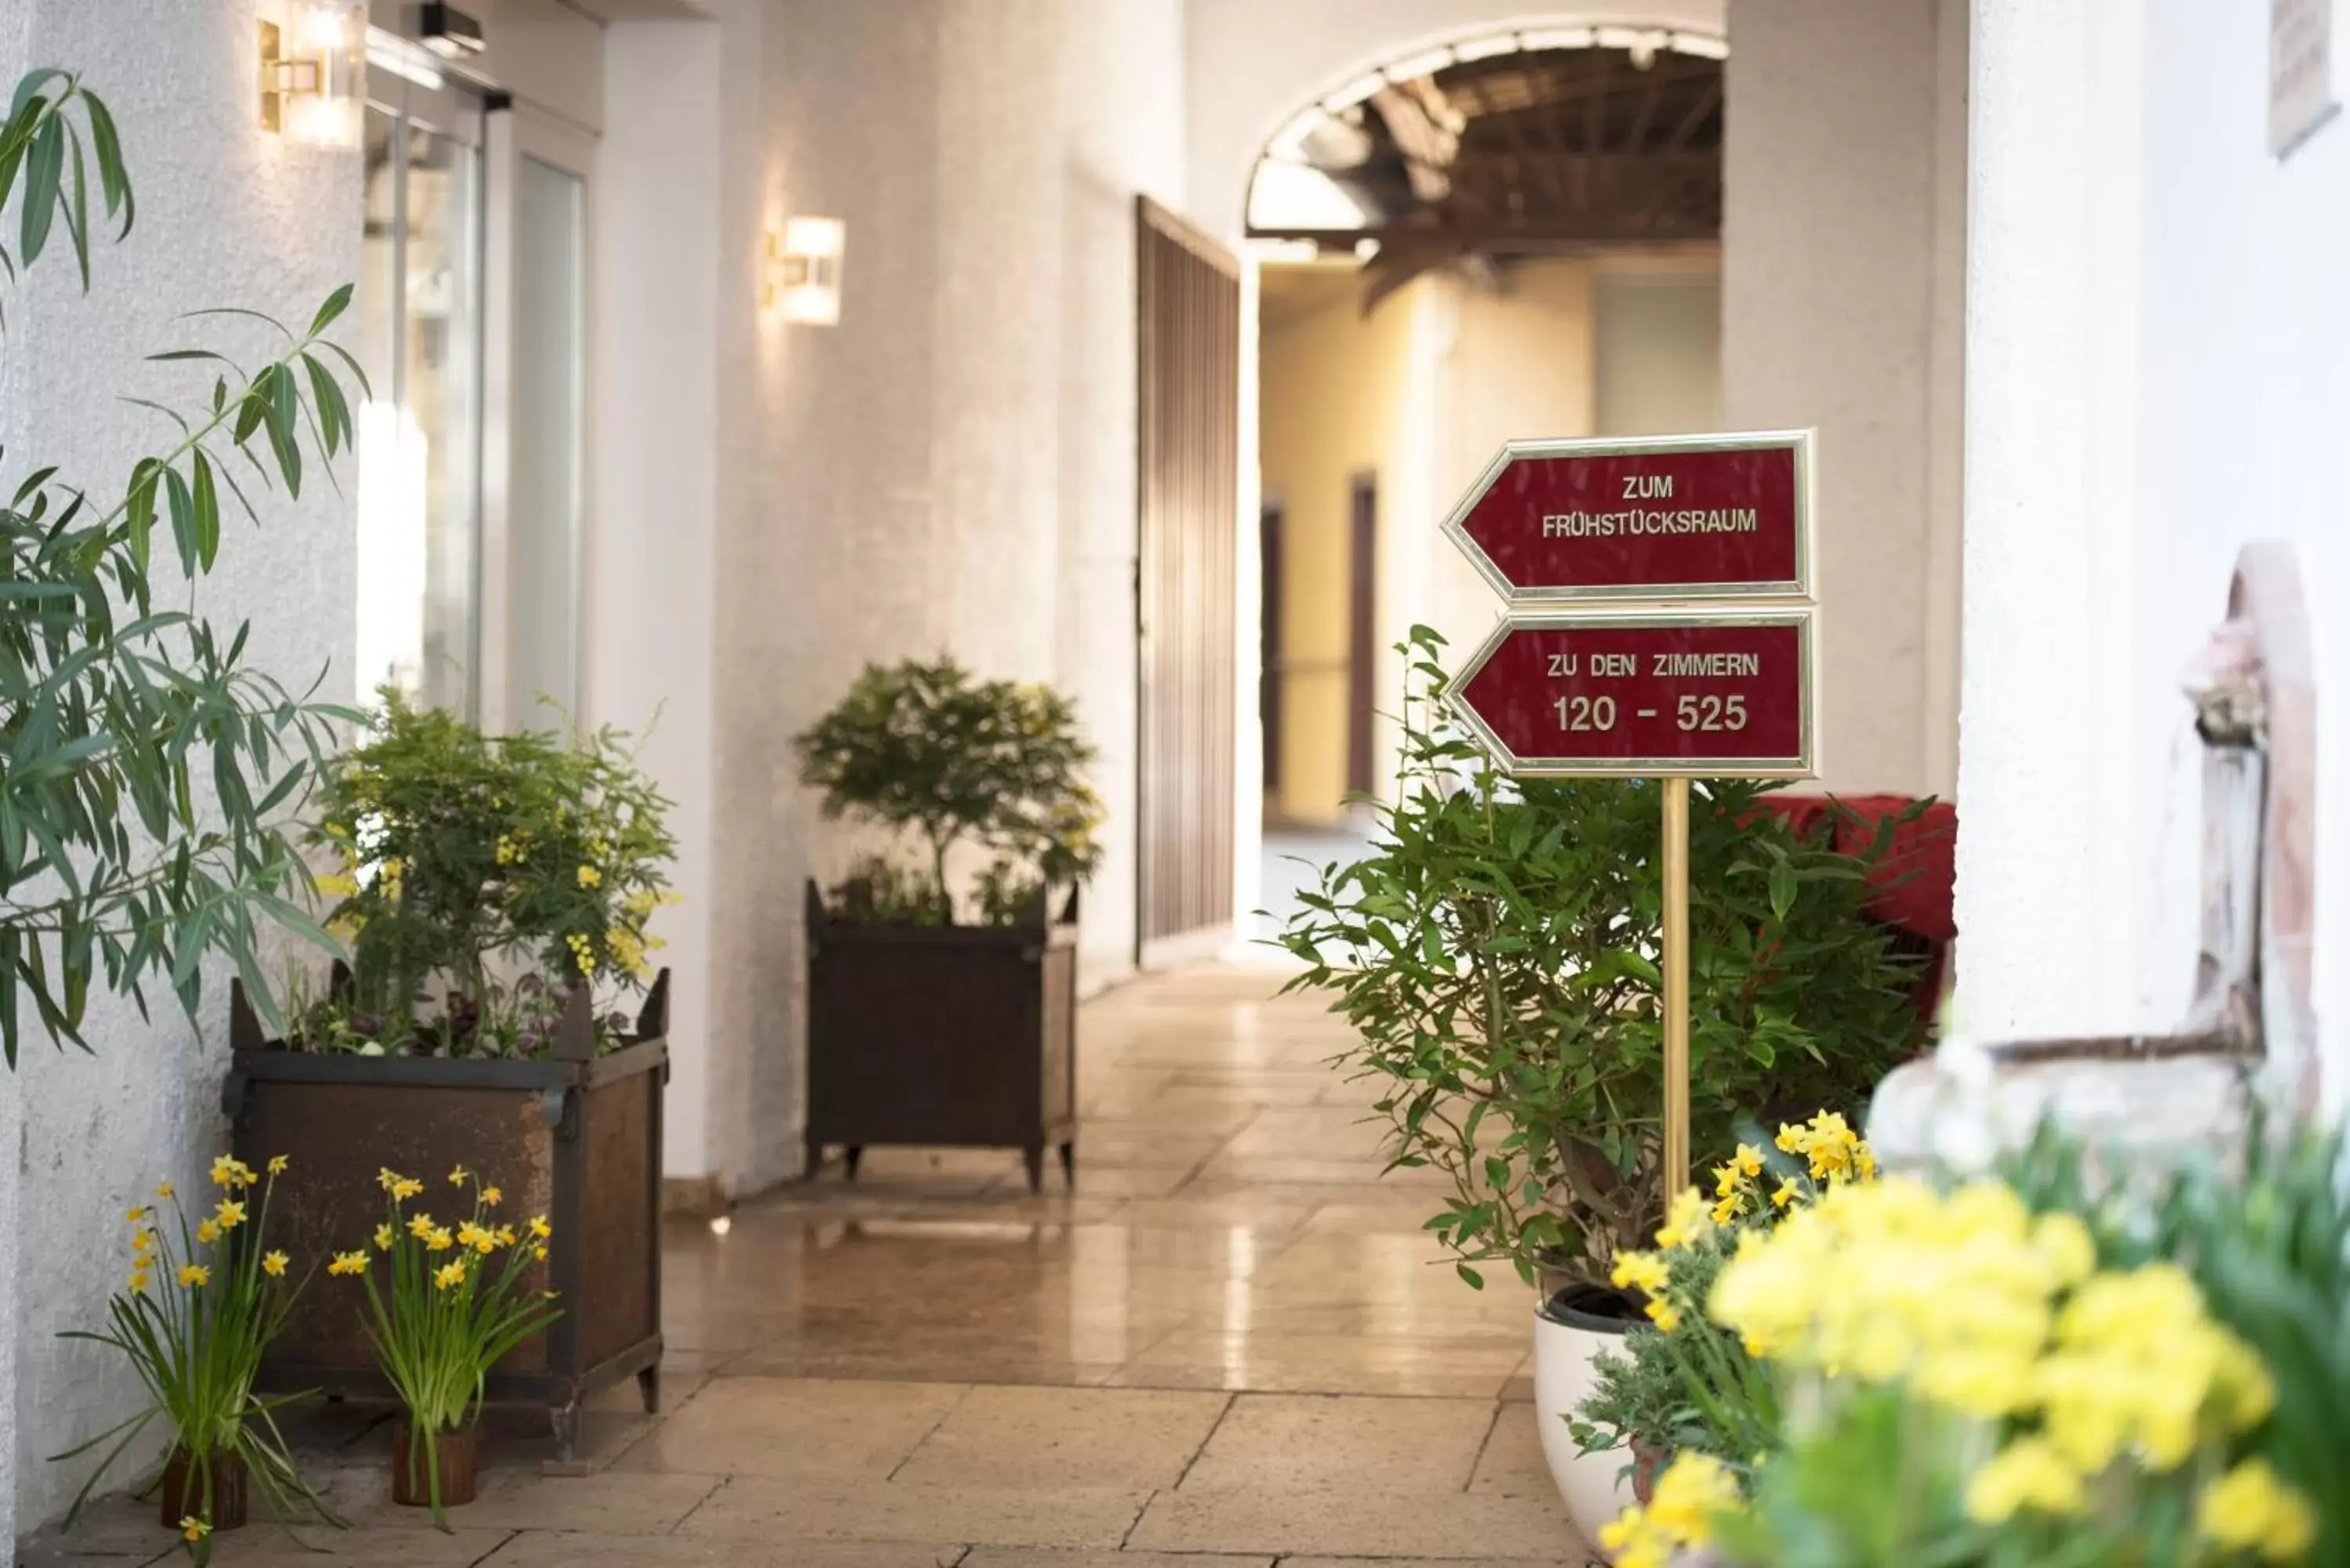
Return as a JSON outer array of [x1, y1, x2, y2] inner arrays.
[[1722, 0, 1964, 799], [1959, 0, 2350, 1117], [0, 0, 360, 1540], [621, 0, 1188, 1192], [595, 14, 734, 1182]]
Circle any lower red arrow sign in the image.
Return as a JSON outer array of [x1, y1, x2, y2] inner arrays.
[[1446, 613, 1817, 778]]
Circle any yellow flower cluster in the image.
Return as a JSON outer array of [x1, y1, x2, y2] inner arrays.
[[1600, 1452, 1741, 1568], [1775, 1109, 1876, 1182], [494, 833, 529, 865], [353, 1167, 553, 1288], [565, 931, 598, 976], [577, 864, 602, 889], [1708, 1176, 2306, 1551]]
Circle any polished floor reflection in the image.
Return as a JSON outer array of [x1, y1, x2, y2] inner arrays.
[[35, 966, 1588, 1567]]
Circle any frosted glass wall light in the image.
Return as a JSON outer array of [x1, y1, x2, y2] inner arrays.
[[763, 217, 846, 325], [261, 2, 365, 149]]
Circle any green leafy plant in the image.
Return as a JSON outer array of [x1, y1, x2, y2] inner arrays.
[[52, 1153, 339, 1562], [794, 655, 1106, 925], [333, 1165, 560, 1527], [0, 68, 367, 1063], [288, 691, 678, 1057], [1275, 627, 1924, 1290]]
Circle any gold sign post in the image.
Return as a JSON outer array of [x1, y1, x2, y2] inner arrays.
[[1437, 430, 1821, 1226], [1660, 776, 1691, 1197]]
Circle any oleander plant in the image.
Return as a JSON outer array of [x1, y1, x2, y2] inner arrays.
[[0, 68, 368, 1064]]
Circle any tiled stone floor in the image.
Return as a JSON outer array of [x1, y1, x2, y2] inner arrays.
[[29, 966, 1589, 1567]]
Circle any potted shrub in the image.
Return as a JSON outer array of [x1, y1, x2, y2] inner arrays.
[[1274, 627, 1923, 1541], [51, 1154, 341, 1563], [793, 656, 1105, 1190], [222, 693, 678, 1463], [331, 1165, 562, 1523]]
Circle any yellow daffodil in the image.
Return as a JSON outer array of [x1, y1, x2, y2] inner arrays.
[[392, 1178, 424, 1201], [327, 1250, 369, 1277], [127, 1270, 150, 1295], [533, 1244, 549, 1262], [1771, 1178, 1804, 1210], [177, 1264, 210, 1288], [448, 1165, 468, 1187], [1609, 1250, 1669, 1295], [426, 1227, 454, 1252], [1646, 1299, 1682, 1333], [1655, 1188, 1712, 1251], [267, 1154, 289, 1176], [494, 1226, 517, 1248], [1966, 1438, 2086, 1523], [196, 1220, 220, 1245], [408, 1212, 438, 1239], [434, 1261, 467, 1291], [156, 1180, 175, 1201], [180, 1516, 212, 1543], [374, 1224, 396, 1252], [210, 1154, 253, 1189], [262, 1251, 289, 1278], [377, 1167, 404, 1193], [1734, 1143, 1765, 1178], [1711, 1193, 1744, 1226], [481, 1185, 502, 1207], [125, 1206, 148, 1223], [529, 1215, 551, 1240], [2196, 1458, 2317, 1563], [212, 1200, 247, 1230]]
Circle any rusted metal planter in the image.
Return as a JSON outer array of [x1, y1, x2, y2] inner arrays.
[[222, 973, 670, 1465], [804, 882, 1078, 1191]]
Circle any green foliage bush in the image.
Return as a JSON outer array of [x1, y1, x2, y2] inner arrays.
[[289, 692, 678, 1057], [794, 655, 1104, 926], [1276, 627, 1924, 1288]]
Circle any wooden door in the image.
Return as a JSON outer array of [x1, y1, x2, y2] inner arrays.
[[1347, 475, 1377, 800], [1135, 197, 1239, 960]]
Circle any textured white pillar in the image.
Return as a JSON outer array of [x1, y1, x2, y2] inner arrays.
[[1954, 0, 2146, 1041]]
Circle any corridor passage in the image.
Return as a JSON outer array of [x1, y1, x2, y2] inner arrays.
[[38, 967, 1586, 1566]]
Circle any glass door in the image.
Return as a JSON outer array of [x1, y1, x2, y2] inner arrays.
[[355, 60, 486, 715], [479, 106, 595, 736]]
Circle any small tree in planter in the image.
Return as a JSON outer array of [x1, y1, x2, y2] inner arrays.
[[1274, 627, 1923, 1538], [222, 694, 682, 1462], [793, 656, 1105, 1188]]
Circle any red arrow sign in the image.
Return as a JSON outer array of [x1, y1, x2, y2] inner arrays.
[[1442, 432, 1813, 603], [1447, 614, 1816, 778]]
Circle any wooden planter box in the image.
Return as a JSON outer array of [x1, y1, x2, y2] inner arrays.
[[222, 972, 671, 1465], [804, 882, 1078, 1191]]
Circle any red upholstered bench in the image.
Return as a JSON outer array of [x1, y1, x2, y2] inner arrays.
[[1751, 794, 1957, 1030]]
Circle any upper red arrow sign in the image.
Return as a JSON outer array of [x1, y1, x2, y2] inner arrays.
[[1441, 431, 1813, 603]]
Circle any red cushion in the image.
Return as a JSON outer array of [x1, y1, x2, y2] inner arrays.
[[1752, 795, 1958, 943]]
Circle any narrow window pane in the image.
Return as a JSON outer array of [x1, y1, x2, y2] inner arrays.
[[404, 125, 483, 714], [508, 155, 587, 731], [353, 104, 415, 706]]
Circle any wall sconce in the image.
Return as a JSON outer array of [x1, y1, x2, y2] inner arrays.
[[763, 217, 846, 325], [259, 2, 364, 149]]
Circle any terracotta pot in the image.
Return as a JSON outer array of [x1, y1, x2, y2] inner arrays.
[[1632, 1441, 1668, 1505], [158, 1448, 247, 1533], [392, 1424, 480, 1510]]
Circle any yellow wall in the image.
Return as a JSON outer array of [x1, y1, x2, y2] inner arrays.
[[1258, 251, 1721, 826], [1259, 270, 1415, 824]]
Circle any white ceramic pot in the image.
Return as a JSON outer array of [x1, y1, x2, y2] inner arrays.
[[1534, 1286, 1638, 1550]]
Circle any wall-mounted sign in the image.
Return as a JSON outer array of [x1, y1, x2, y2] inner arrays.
[[1446, 612, 1817, 779], [1440, 429, 1813, 604], [2272, 0, 2337, 157]]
